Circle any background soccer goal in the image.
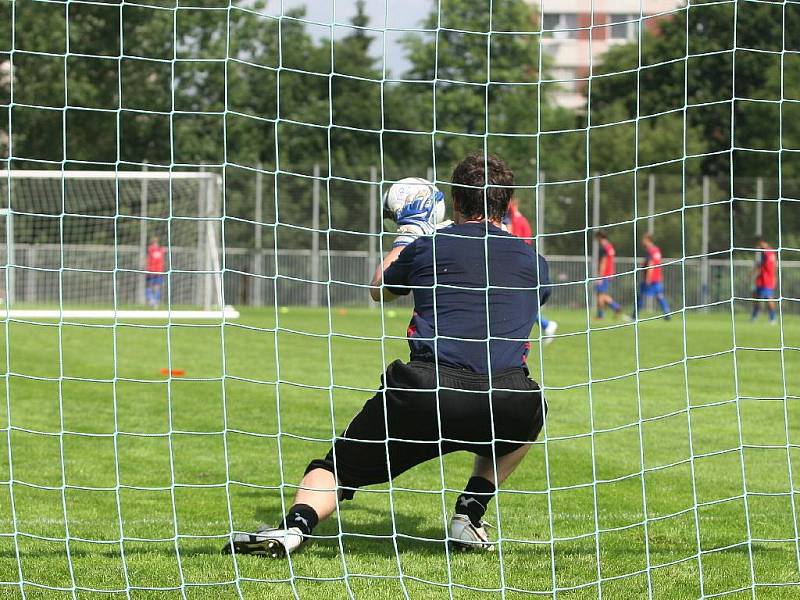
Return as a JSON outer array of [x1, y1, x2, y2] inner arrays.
[[0, 170, 237, 319], [1, 0, 799, 598]]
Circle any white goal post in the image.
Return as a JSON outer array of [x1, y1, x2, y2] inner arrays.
[[0, 170, 238, 320]]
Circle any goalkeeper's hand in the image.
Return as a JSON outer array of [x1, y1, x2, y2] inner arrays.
[[392, 196, 440, 248]]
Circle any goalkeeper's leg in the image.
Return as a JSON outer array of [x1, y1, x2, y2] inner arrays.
[[456, 445, 531, 524], [221, 467, 338, 557], [244, 445, 536, 557], [450, 445, 531, 551], [224, 360, 545, 557]]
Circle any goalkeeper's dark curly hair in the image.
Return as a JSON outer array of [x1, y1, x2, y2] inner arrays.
[[451, 152, 515, 222]]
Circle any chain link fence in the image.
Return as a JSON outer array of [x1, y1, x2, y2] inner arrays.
[[3, 245, 797, 313], [223, 249, 800, 313]]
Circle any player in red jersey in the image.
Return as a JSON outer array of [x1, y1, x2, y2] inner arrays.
[[145, 237, 165, 308], [505, 197, 533, 243], [503, 199, 557, 344], [594, 231, 622, 319], [634, 233, 670, 320], [751, 239, 777, 324]]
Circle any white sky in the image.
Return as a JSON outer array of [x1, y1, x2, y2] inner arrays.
[[267, 0, 438, 75], [278, 0, 435, 29]]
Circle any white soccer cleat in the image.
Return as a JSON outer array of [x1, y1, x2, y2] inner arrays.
[[543, 320, 558, 346], [222, 525, 305, 558], [448, 514, 495, 552]]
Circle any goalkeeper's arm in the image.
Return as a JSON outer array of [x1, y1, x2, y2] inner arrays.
[[369, 246, 404, 303], [369, 190, 440, 302]]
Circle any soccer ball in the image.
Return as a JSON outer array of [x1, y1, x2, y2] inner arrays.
[[383, 177, 446, 225]]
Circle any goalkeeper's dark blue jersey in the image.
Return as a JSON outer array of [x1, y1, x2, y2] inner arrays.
[[383, 222, 550, 375]]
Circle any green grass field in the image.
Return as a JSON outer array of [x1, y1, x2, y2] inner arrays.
[[1, 306, 800, 599]]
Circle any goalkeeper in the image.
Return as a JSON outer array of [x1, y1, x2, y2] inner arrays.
[[224, 153, 550, 557]]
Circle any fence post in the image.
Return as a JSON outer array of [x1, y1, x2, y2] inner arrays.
[[196, 169, 206, 307], [538, 171, 545, 255], [369, 166, 378, 309], [756, 176, 763, 238], [592, 175, 600, 270], [701, 175, 710, 307], [253, 163, 263, 306], [26, 246, 35, 303], [138, 165, 148, 306], [4, 206, 12, 306], [592, 175, 600, 309], [311, 164, 321, 307], [647, 174, 655, 234]]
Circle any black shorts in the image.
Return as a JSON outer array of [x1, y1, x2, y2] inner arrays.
[[310, 360, 546, 499]]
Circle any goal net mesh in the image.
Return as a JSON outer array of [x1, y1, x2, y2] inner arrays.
[[1, 0, 798, 598], [0, 172, 225, 311]]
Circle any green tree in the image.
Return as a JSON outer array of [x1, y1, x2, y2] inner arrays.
[[391, 0, 589, 255], [588, 0, 800, 253], [592, 1, 800, 173], [399, 0, 574, 186]]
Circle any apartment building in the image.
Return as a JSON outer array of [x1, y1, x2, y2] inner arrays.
[[537, 0, 685, 108]]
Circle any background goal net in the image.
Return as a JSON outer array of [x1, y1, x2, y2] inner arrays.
[[1, 0, 799, 599], [0, 170, 235, 318]]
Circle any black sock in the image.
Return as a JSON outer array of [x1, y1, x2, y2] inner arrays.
[[455, 476, 496, 527], [280, 503, 319, 536]]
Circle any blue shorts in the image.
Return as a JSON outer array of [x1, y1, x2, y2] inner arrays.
[[755, 287, 774, 299], [639, 282, 664, 297], [146, 275, 164, 285], [595, 278, 611, 293]]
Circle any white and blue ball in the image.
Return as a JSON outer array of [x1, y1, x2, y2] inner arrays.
[[383, 177, 446, 226]]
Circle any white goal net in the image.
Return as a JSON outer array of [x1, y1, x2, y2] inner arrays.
[[1, 0, 798, 599]]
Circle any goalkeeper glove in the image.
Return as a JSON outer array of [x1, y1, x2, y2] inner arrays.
[[392, 194, 442, 248]]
